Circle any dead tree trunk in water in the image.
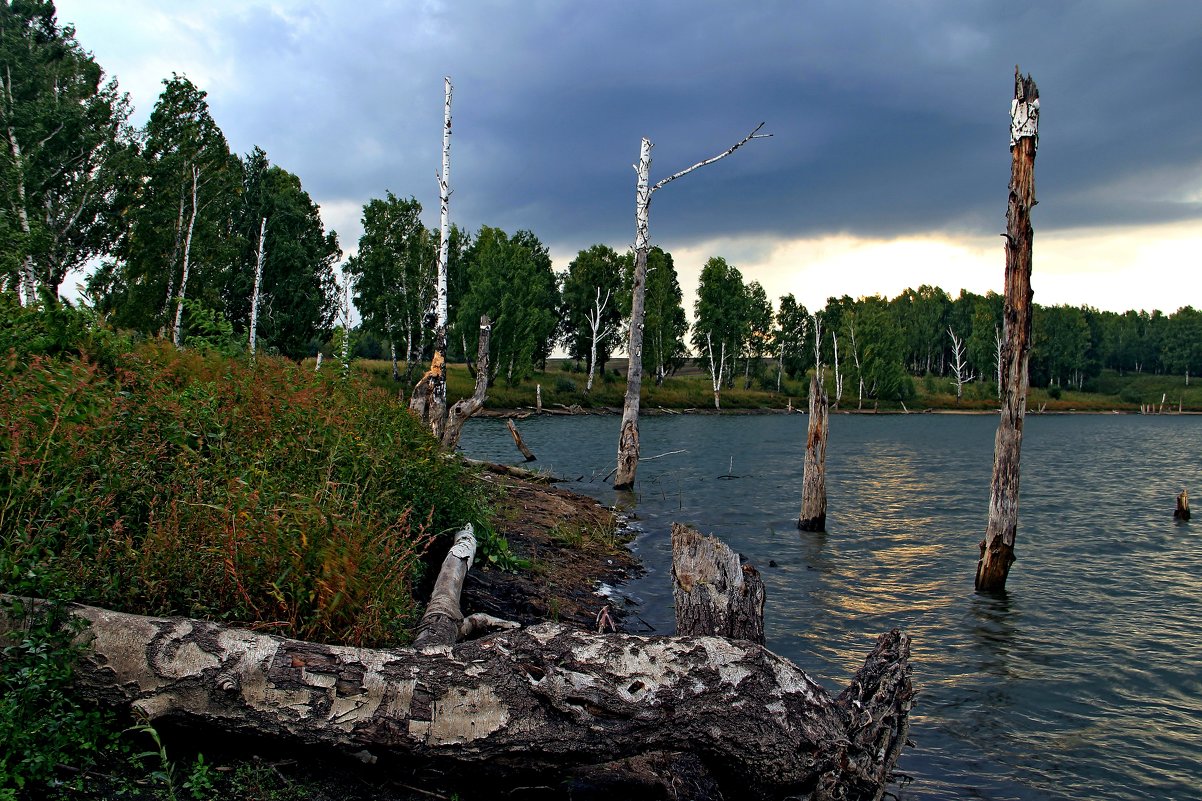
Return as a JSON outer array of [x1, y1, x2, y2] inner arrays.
[[977, 68, 1039, 593], [1174, 489, 1190, 521], [799, 372, 829, 532], [614, 124, 771, 490], [441, 315, 490, 450], [505, 418, 536, 462], [672, 523, 764, 644]]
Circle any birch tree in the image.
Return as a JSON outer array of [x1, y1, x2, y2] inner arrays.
[[91, 75, 239, 335], [248, 216, 267, 355], [411, 77, 453, 437], [639, 246, 688, 384], [561, 243, 626, 391], [0, 2, 134, 303], [170, 163, 200, 347], [614, 124, 770, 490], [692, 256, 748, 410], [948, 326, 975, 404]]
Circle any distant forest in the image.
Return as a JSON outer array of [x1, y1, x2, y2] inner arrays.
[[4, 3, 1198, 400]]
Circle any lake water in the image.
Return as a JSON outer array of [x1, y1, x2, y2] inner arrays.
[[459, 413, 1202, 800]]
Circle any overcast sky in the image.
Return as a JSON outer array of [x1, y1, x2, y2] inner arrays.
[[56, 1, 1202, 317]]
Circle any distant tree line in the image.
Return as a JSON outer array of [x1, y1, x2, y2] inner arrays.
[[5, 3, 1196, 392]]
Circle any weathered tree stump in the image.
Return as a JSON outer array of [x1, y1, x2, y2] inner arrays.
[[1175, 489, 1190, 521], [441, 315, 490, 450], [978, 67, 1039, 593], [671, 522, 765, 644], [799, 372, 829, 532], [505, 418, 536, 462]]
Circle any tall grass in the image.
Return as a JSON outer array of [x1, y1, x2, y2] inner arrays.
[[1, 322, 487, 647]]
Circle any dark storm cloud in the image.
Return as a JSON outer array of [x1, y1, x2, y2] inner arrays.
[[76, 1, 1202, 253]]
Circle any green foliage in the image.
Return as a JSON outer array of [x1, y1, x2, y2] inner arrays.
[[559, 244, 628, 375], [1, 315, 487, 648], [453, 226, 559, 386], [179, 297, 240, 355], [0, 0, 135, 298], [0, 599, 123, 797], [345, 192, 433, 368]]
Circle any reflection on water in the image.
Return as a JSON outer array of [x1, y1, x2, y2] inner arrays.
[[459, 414, 1202, 801]]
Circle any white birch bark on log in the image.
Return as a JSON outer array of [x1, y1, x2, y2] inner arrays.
[[671, 523, 765, 644], [172, 164, 201, 348], [799, 372, 829, 532], [249, 216, 267, 356], [977, 68, 1038, 593], [441, 315, 490, 450], [0, 596, 910, 801], [410, 77, 453, 439], [615, 124, 770, 490]]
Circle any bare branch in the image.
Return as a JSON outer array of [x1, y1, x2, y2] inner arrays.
[[651, 122, 771, 193]]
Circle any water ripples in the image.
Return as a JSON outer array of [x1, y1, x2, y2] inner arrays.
[[460, 413, 1202, 800]]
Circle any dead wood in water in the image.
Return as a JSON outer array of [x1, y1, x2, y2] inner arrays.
[[505, 418, 537, 462], [978, 67, 1039, 593], [1175, 489, 1190, 521], [799, 372, 829, 532], [671, 523, 765, 644], [442, 315, 490, 450]]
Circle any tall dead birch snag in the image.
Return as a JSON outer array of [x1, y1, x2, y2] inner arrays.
[[411, 77, 453, 439], [948, 326, 975, 405], [614, 123, 770, 490], [585, 285, 611, 393], [977, 68, 1039, 593], [171, 164, 201, 348], [799, 371, 829, 532], [248, 216, 267, 356]]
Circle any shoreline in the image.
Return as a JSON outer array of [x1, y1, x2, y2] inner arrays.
[[475, 406, 1196, 418]]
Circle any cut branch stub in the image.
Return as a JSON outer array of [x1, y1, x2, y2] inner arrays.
[[671, 522, 765, 644]]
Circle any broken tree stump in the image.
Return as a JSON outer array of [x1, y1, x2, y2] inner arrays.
[[442, 315, 490, 450], [978, 67, 1039, 593], [799, 372, 829, 532], [0, 596, 911, 801], [1175, 489, 1190, 521], [671, 522, 765, 644], [505, 418, 536, 462]]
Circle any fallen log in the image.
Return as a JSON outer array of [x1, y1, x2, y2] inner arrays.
[[461, 457, 559, 484], [0, 596, 910, 800]]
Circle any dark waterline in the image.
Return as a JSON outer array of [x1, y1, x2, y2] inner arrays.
[[459, 413, 1202, 800]]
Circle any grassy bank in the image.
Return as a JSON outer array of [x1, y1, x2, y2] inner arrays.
[[0, 301, 496, 798], [354, 357, 1202, 413]]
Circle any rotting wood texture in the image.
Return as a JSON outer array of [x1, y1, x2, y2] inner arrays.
[[978, 67, 1038, 593], [672, 522, 765, 644], [799, 372, 829, 532], [1, 594, 911, 801]]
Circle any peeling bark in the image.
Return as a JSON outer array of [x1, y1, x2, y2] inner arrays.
[[0, 595, 910, 801], [799, 372, 829, 532], [978, 68, 1038, 593], [672, 523, 764, 644]]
